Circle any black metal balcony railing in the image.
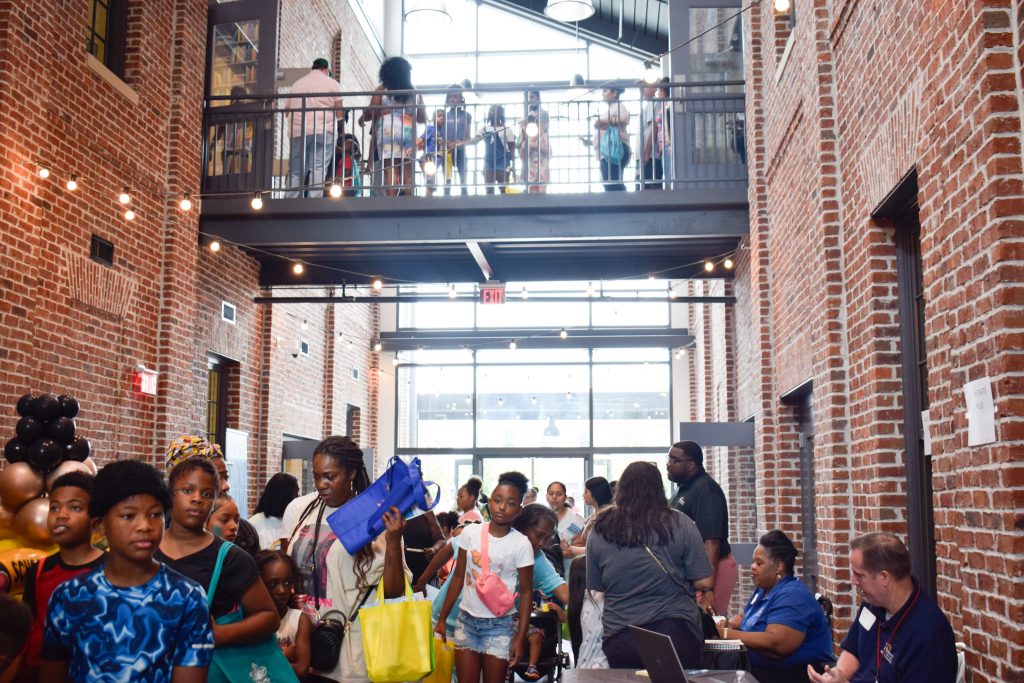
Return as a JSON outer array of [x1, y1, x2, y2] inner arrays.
[[201, 82, 746, 199]]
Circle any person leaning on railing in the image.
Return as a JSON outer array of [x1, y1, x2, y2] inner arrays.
[[358, 56, 425, 197], [518, 89, 550, 193], [282, 57, 344, 198]]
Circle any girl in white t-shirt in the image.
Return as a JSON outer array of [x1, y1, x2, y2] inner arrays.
[[256, 550, 312, 677], [435, 472, 535, 683]]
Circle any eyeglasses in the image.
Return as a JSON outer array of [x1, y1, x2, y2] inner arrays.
[[667, 456, 693, 465], [174, 486, 217, 500]]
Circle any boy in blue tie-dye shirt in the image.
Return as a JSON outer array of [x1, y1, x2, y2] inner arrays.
[[40, 460, 213, 683]]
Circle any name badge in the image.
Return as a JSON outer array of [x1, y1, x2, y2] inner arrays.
[[858, 607, 877, 632]]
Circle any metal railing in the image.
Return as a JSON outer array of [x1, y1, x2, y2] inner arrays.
[[201, 81, 746, 199]]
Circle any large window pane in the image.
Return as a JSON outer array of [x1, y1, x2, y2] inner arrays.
[[592, 453, 671, 496], [417, 454, 475, 512], [476, 365, 590, 447], [478, 52, 585, 85], [398, 300, 474, 329], [476, 348, 589, 364], [406, 55, 477, 88], [477, 6, 583, 51], [405, 1, 477, 54], [480, 457, 587, 506], [592, 348, 669, 363], [476, 300, 590, 329], [592, 364, 670, 447], [688, 8, 744, 85], [398, 366, 474, 448]]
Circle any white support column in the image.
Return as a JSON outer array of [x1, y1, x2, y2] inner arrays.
[[385, 0, 404, 56]]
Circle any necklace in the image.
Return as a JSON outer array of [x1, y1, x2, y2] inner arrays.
[[875, 583, 921, 683]]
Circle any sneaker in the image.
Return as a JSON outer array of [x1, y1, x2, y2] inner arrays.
[[524, 665, 541, 681]]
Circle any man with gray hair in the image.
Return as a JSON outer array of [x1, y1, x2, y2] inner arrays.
[[808, 532, 956, 683]]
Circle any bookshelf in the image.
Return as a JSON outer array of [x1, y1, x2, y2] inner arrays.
[[210, 19, 260, 101]]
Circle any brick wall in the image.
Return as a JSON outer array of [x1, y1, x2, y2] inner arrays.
[[737, 0, 1024, 679], [0, 2, 380, 514]]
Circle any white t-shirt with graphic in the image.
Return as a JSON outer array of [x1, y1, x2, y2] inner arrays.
[[457, 524, 534, 618]]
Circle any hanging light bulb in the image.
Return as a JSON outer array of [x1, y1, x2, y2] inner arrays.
[[543, 0, 595, 22], [643, 60, 661, 84], [566, 391, 574, 400], [124, 209, 136, 221], [328, 182, 342, 198], [392, 356, 400, 366], [704, 260, 715, 273], [724, 258, 734, 270], [179, 192, 192, 211], [560, 329, 568, 340], [423, 158, 438, 176], [118, 187, 131, 204], [521, 286, 529, 300], [448, 284, 457, 299], [404, 0, 452, 27], [774, 0, 791, 12], [292, 262, 304, 275], [251, 192, 263, 210], [372, 278, 383, 291], [301, 319, 309, 331], [525, 120, 539, 138], [65, 175, 78, 191], [38, 166, 50, 179], [509, 340, 517, 350], [668, 289, 678, 300], [209, 240, 221, 253], [373, 340, 383, 352], [675, 349, 683, 359], [586, 282, 596, 297]]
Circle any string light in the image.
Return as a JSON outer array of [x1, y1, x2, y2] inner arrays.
[[586, 282, 596, 297], [560, 329, 568, 339], [669, 289, 678, 300], [509, 340, 517, 350], [251, 192, 263, 210], [65, 175, 78, 191], [124, 209, 136, 220], [525, 121, 539, 138], [38, 167, 50, 179], [643, 60, 661, 84], [372, 278, 383, 291], [118, 187, 131, 204], [675, 349, 684, 359], [423, 158, 438, 176], [328, 182, 342, 198], [521, 286, 529, 300], [209, 240, 221, 252], [724, 258, 734, 270], [774, 0, 791, 11], [179, 192, 192, 211], [292, 262, 304, 275], [301, 319, 309, 331], [392, 356, 400, 366], [704, 260, 715, 273], [373, 340, 382, 352], [448, 284, 457, 299]]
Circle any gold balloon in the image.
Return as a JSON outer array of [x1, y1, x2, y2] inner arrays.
[[82, 457, 98, 476], [14, 497, 52, 548], [0, 463, 45, 510], [45, 460, 93, 491], [0, 505, 16, 540]]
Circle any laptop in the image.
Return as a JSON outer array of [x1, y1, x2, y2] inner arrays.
[[629, 625, 717, 683]]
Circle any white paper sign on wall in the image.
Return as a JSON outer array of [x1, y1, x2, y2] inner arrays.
[[963, 377, 996, 447]]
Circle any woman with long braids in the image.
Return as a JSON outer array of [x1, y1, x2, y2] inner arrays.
[[586, 461, 713, 669], [287, 436, 409, 682]]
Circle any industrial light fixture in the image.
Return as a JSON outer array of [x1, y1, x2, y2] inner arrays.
[[404, 0, 452, 27], [544, 0, 595, 22]]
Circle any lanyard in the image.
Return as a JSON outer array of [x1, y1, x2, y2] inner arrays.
[[875, 584, 921, 683]]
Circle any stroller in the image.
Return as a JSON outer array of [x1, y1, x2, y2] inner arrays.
[[506, 606, 570, 683]]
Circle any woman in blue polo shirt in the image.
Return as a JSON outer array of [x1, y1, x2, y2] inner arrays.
[[717, 530, 836, 683]]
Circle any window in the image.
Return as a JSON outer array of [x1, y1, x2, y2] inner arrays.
[[206, 358, 229, 448], [88, 0, 127, 77]]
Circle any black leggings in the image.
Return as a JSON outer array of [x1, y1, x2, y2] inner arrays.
[[602, 617, 703, 669]]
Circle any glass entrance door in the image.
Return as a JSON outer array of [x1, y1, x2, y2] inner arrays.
[[479, 456, 588, 510]]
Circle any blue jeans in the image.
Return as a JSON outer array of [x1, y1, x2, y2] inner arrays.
[[287, 133, 334, 197]]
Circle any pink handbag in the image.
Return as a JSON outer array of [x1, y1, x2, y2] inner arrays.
[[474, 523, 518, 616]]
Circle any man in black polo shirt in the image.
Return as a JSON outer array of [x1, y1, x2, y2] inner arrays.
[[808, 532, 957, 683], [666, 440, 738, 615]]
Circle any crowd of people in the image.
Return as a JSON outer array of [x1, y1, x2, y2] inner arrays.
[[0, 436, 959, 683], [280, 56, 675, 198]]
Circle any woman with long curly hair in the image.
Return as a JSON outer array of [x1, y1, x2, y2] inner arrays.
[[586, 461, 713, 669], [359, 56, 425, 196], [287, 436, 409, 682]]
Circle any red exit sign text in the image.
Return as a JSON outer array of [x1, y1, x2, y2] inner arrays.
[[480, 285, 506, 305]]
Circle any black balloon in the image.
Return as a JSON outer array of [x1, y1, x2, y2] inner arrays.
[[16, 394, 37, 417], [28, 438, 63, 473], [65, 436, 92, 462], [33, 394, 60, 421], [46, 417, 76, 444], [58, 395, 80, 419], [3, 438, 27, 463], [15, 416, 43, 443]]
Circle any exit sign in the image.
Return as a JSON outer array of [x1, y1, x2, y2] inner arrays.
[[480, 284, 506, 305], [136, 366, 159, 396]]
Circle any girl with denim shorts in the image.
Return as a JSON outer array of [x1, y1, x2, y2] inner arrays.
[[435, 472, 535, 683]]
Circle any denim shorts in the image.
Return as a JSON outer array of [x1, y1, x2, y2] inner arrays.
[[453, 612, 516, 659]]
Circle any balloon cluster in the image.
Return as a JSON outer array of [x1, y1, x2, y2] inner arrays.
[[0, 394, 97, 549]]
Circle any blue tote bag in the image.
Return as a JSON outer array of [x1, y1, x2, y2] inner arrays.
[[327, 456, 440, 555]]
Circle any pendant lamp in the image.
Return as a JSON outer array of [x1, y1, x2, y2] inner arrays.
[[405, 0, 452, 27], [544, 0, 595, 22]]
